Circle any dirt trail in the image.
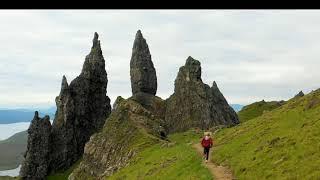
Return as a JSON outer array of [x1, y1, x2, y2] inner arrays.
[[192, 142, 235, 180]]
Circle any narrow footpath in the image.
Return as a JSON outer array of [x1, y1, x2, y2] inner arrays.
[[192, 142, 235, 180]]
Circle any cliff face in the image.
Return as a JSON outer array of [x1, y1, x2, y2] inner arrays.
[[20, 32, 111, 178], [19, 112, 52, 180], [165, 56, 239, 133], [49, 32, 111, 172]]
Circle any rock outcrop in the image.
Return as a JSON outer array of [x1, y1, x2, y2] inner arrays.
[[70, 30, 166, 179], [20, 32, 111, 178], [165, 56, 239, 133], [130, 30, 157, 96], [49, 32, 111, 172], [20, 112, 52, 180], [294, 90, 305, 98]]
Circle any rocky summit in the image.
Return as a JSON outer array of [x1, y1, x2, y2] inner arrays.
[[49, 32, 111, 172], [20, 112, 51, 180], [20, 32, 111, 178], [165, 56, 239, 133], [130, 30, 157, 96]]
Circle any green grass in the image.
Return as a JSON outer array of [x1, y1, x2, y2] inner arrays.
[[238, 100, 285, 122], [108, 130, 213, 180], [46, 158, 82, 180], [212, 89, 320, 179]]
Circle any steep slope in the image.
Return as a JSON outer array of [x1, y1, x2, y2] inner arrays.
[[212, 89, 320, 179], [165, 56, 239, 133], [70, 97, 166, 179], [108, 130, 213, 180], [238, 100, 285, 122], [0, 131, 27, 170]]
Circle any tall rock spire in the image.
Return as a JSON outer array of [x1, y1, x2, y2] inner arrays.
[[130, 30, 157, 95], [20, 32, 112, 177]]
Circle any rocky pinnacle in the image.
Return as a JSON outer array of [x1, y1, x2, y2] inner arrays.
[[130, 30, 157, 95]]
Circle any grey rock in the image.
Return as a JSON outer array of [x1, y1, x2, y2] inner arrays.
[[165, 56, 239, 133], [130, 30, 157, 96], [49, 32, 111, 172], [20, 111, 52, 180], [294, 90, 304, 98], [20, 32, 112, 178]]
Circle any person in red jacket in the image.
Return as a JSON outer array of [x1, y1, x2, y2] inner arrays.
[[201, 132, 213, 162]]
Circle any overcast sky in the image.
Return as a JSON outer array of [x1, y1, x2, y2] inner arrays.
[[1, 10, 320, 109]]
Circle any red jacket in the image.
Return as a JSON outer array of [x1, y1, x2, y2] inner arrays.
[[201, 137, 213, 148]]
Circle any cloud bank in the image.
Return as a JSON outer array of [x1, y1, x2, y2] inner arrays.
[[0, 10, 320, 108]]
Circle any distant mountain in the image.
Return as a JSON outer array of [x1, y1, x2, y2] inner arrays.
[[0, 107, 56, 124], [230, 104, 244, 112], [0, 130, 27, 171]]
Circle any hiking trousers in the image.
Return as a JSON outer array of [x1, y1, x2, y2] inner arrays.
[[203, 147, 210, 160]]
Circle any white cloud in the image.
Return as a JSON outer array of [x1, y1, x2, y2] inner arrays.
[[0, 10, 320, 107]]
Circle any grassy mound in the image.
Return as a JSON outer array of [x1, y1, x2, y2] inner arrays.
[[212, 89, 320, 179], [108, 130, 212, 180], [238, 100, 285, 122]]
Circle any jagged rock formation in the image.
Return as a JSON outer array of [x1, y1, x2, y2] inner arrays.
[[70, 30, 166, 179], [294, 90, 305, 98], [20, 112, 51, 180], [165, 56, 239, 133], [20, 32, 111, 178], [49, 32, 111, 172], [70, 97, 166, 179], [130, 30, 157, 96]]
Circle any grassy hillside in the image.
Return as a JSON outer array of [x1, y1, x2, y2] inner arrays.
[[44, 130, 212, 180], [0, 131, 27, 170], [238, 100, 285, 122], [212, 89, 320, 179], [109, 130, 212, 180]]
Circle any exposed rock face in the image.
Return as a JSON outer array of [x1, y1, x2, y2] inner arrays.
[[70, 97, 165, 179], [294, 91, 305, 98], [165, 56, 239, 133], [70, 31, 166, 179], [49, 32, 111, 172], [20, 32, 111, 178], [20, 112, 52, 180], [130, 30, 157, 96]]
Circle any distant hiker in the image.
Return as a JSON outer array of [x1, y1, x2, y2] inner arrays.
[[201, 132, 213, 163]]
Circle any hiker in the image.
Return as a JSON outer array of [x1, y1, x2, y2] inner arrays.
[[201, 132, 213, 163]]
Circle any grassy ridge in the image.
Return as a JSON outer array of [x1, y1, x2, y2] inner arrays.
[[238, 100, 285, 122], [108, 130, 213, 180], [212, 89, 320, 179]]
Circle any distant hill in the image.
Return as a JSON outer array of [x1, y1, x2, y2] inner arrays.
[[0, 130, 27, 171], [212, 89, 320, 179], [230, 104, 244, 112], [237, 100, 285, 122], [0, 107, 56, 124]]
